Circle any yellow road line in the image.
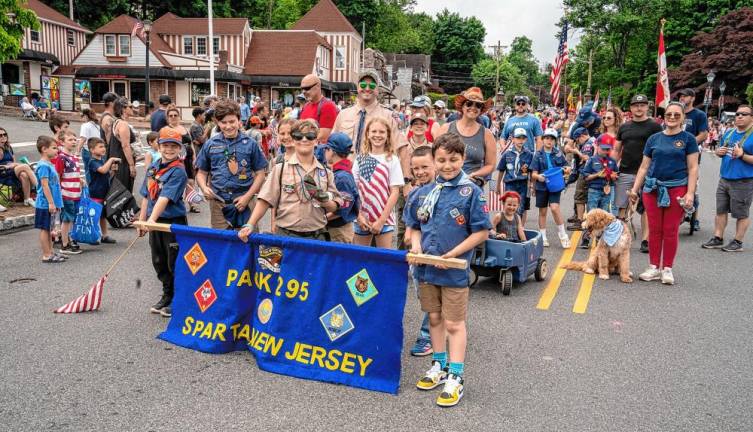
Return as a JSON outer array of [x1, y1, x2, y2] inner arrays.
[[573, 240, 598, 314], [536, 231, 582, 310]]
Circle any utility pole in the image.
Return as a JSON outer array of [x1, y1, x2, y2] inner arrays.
[[69, 0, 73, 20], [267, 0, 273, 29], [488, 41, 507, 106], [585, 48, 593, 102]]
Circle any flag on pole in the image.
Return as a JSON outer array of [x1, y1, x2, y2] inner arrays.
[[592, 90, 601, 111], [567, 89, 576, 112], [655, 19, 671, 110], [606, 87, 613, 109], [549, 20, 569, 107], [576, 91, 583, 112], [131, 21, 145, 39], [54, 275, 106, 314]]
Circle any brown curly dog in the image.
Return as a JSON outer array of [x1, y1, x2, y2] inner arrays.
[[561, 208, 633, 283]]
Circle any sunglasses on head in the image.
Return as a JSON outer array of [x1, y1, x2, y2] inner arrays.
[[291, 131, 318, 141], [301, 83, 318, 91], [359, 81, 377, 90], [464, 100, 485, 110], [736, 112, 752, 117]]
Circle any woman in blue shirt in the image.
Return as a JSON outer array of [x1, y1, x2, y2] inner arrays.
[[629, 102, 699, 285]]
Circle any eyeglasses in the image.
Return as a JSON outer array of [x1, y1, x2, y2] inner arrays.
[[359, 81, 377, 90], [604, 116, 615, 120], [301, 83, 318, 91], [291, 131, 318, 141], [516, 101, 527, 106], [735, 112, 752, 117], [168, 114, 179, 118], [464, 100, 485, 110], [0, 133, 7, 138], [665, 113, 682, 119]]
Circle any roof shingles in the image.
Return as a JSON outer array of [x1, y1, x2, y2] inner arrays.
[[244, 31, 330, 77], [292, 0, 359, 34]]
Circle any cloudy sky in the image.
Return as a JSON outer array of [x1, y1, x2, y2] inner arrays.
[[413, 0, 577, 67]]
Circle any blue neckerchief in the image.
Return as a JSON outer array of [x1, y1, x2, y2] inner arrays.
[[603, 219, 624, 247], [544, 150, 553, 170], [643, 176, 688, 207], [417, 172, 474, 221]]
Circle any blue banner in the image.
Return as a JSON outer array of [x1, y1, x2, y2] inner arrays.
[[159, 225, 409, 394]]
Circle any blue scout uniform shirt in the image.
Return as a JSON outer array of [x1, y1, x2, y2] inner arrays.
[[196, 132, 269, 202], [404, 174, 491, 288], [496, 146, 533, 183], [139, 159, 188, 219], [577, 137, 596, 173], [328, 162, 360, 227], [719, 128, 753, 180], [34, 160, 63, 209], [643, 131, 699, 182], [530, 146, 568, 192], [581, 155, 619, 190], [87, 157, 110, 199]]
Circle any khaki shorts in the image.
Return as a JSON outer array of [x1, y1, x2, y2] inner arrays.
[[418, 283, 469, 322], [209, 197, 256, 230], [574, 177, 588, 204], [328, 224, 354, 244]]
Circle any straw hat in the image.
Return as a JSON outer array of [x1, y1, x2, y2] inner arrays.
[[454, 87, 494, 112]]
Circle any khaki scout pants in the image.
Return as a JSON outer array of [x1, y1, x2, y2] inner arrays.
[[327, 224, 354, 244]]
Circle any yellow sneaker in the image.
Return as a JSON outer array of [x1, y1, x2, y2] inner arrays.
[[416, 361, 447, 390], [436, 373, 464, 407]]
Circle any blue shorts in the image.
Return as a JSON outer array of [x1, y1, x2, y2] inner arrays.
[[535, 189, 561, 208], [353, 223, 395, 236], [34, 208, 53, 231], [61, 200, 79, 222]]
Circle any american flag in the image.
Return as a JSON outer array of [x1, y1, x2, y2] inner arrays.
[[355, 154, 394, 225], [54, 275, 106, 314], [549, 20, 569, 107], [487, 179, 504, 212], [131, 21, 145, 39]]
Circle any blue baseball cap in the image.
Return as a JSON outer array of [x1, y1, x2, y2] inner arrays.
[[571, 127, 589, 139], [325, 132, 353, 155]]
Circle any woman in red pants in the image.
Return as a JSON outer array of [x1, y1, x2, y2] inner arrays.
[[629, 101, 699, 285]]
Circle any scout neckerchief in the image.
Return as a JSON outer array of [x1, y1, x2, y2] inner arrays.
[[222, 134, 250, 180], [722, 125, 753, 151], [600, 155, 614, 195], [417, 172, 474, 222], [147, 159, 184, 201], [603, 219, 624, 247]]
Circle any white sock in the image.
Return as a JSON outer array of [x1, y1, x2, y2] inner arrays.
[[540, 229, 547, 239], [557, 224, 567, 236]]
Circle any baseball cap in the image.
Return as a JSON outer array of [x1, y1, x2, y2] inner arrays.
[[677, 88, 696, 98], [571, 127, 589, 139], [158, 127, 183, 146], [158, 94, 172, 105], [433, 100, 446, 109], [250, 116, 262, 125], [357, 70, 380, 84], [410, 112, 429, 125], [514, 95, 530, 104], [513, 127, 528, 138], [410, 96, 427, 108], [630, 94, 649, 105], [325, 132, 353, 155], [597, 134, 616, 149], [542, 128, 559, 139]]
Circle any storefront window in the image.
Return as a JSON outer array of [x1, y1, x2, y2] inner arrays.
[[90, 80, 110, 103], [1, 64, 20, 85], [130, 81, 146, 103], [191, 82, 210, 106]]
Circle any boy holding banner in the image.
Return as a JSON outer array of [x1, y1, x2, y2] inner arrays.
[[404, 134, 491, 407], [136, 128, 188, 318]]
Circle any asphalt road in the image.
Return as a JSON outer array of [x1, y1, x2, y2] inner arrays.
[[1, 115, 752, 431]]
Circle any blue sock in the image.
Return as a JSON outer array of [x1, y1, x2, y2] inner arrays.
[[432, 352, 447, 369], [448, 362, 465, 377]]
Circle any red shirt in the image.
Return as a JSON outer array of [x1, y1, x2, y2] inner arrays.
[[300, 98, 338, 130]]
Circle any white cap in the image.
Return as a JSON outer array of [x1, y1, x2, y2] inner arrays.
[[513, 127, 527, 138], [132, 100, 141, 108], [543, 128, 558, 138], [434, 100, 446, 109]]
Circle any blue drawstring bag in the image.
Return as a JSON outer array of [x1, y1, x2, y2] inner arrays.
[[71, 188, 103, 245]]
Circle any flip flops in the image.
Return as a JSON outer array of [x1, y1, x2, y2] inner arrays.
[[42, 255, 66, 263]]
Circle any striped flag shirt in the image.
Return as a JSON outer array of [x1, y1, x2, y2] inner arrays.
[[549, 20, 569, 107], [353, 154, 397, 225], [55, 150, 82, 201]]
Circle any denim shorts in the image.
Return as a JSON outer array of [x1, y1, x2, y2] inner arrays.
[[61, 200, 79, 223], [353, 223, 395, 236], [34, 208, 53, 231]]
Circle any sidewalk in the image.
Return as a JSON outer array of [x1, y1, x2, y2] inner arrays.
[[0, 105, 186, 129], [0, 203, 35, 232]]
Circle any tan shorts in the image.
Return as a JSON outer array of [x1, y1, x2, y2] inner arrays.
[[418, 283, 469, 322], [328, 224, 354, 244], [209, 197, 256, 230]]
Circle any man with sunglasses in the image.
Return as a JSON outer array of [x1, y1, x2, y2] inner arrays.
[[501, 95, 543, 152], [332, 71, 403, 155], [702, 105, 753, 252], [299, 74, 339, 145], [150, 95, 172, 133]]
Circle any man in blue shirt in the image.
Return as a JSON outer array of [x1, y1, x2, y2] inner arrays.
[[196, 99, 268, 229], [150, 95, 171, 132], [239, 96, 251, 130], [501, 96, 543, 152], [702, 104, 753, 252]]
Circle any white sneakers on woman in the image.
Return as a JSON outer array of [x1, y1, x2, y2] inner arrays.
[[639, 265, 674, 285]]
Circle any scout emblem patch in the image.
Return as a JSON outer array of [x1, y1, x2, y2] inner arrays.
[[194, 280, 218, 313], [184, 243, 208, 275], [258, 245, 283, 273], [455, 215, 466, 225], [319, 304, 355, 342], [239, 167, 248, 180], [460, 186, 472, 197], [347, 269, 379, 306], [282, 184, 295, 194], [449, 208, 461, 218], [257, 298, 273, 324]]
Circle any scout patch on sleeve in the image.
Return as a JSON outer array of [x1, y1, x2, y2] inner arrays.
[[460, 186, 472, 196]]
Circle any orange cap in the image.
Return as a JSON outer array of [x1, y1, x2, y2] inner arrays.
[[159, 127, 183, 146]]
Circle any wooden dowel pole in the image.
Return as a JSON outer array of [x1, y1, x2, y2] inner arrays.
[[132, 221, 468, 269]]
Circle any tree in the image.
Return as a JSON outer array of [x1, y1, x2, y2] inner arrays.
[[507, 36, 546, 87], [431, 9, 486, 94], [1, 0, 40, 63], [471, 56, 528, 103]]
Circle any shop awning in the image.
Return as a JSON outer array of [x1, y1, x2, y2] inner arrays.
[[17, 49, 60, 65], [74, 67, 253, 83]]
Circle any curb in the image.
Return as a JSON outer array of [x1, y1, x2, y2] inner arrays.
[[0, 213, 35, 232]]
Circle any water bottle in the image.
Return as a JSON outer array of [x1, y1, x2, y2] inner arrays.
[[677, 196, 695, 215], [19, 156, 31, 165]]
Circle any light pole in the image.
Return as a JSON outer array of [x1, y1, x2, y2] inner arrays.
[[705, 69, 715, 114], [143, 19, 152, 115], [1, 13, 18, 106], [719, 80, 726, 117]]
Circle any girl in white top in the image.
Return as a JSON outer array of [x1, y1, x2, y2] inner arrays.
[[352, 117, 404, 249]]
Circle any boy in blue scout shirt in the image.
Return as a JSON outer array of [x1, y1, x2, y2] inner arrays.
[[582, 134, 619, 216], [531, 129, 572, 248], [196, 99, 268, 229], [496, 127, 533, 223], [404, 133, 491, 407], [324, 132, 360, 243], [136, 127, 189, 318]]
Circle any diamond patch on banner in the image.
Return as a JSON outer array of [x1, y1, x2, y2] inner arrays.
[[194, 280, 217, 313], [184, 243, 208, 275], [347, 269, 378, 306], [319, 304, 355, 342]]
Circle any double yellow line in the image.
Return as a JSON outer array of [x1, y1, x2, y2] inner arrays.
[[536, 231, 595, 314]]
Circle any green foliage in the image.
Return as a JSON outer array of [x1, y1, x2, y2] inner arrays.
[[508, 36, 547, 87], [431, 9, 486, 94], [746, 82, 753, 105], [471, 56, 529, 103], [0, 0, 40, 63]]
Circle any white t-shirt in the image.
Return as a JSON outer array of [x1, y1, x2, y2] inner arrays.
[[80, 121, 101, 141]]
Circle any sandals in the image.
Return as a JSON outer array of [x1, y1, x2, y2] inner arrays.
[[42, 255, 66, 263]]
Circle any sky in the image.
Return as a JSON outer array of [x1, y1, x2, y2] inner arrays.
[[413, 0, 579, 68]]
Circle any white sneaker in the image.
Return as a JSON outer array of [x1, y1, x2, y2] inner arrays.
[[542, 236, 550, 247], [436, 373, 464, 407], [639, 265, 661, 281], [661, 267, 674, 285], [0, 204, 6, 212], [24, 198, 36, 207], [559, 232, 571, 248], [416, 360, 447, 390]]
